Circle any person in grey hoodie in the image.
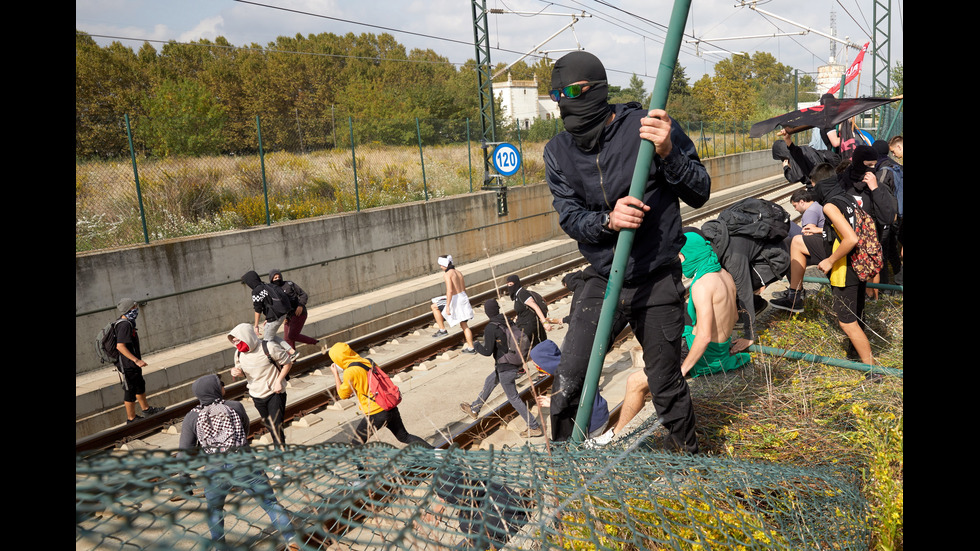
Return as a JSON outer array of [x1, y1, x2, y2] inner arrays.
[[228, 323, 292, 450], [178, 374, 299, 549]]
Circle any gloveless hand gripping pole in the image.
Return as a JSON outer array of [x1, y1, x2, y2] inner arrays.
[[571, 0, 694, 442]]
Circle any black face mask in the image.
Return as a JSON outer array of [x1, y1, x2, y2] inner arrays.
[[552, 52, 611, 151], [813, 176, 842, 204]]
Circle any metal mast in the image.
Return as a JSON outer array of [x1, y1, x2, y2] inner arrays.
[[470, 0, 497, 189], [872, 0, 892, 96]]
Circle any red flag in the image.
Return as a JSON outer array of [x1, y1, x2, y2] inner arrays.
[[827, 42, 870, 95]]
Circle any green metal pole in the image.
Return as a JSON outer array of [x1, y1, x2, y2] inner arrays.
[[416, 117, 428, 200], [124, 114, 150, 244], [349, 116, 359, 212], [517, 123, 526, 186], [884, 99, 903, 139], [466, 118, 473, 193], [803, 276, 903, 292], [747, 344, 902, 379], [571, 0, 694, 442], [256, 115, 271, 226]]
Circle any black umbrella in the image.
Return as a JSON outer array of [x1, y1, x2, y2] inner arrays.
[[750, 95, 901, 138]]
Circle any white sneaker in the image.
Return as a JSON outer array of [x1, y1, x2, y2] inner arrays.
[[584, 428, 616, 449]]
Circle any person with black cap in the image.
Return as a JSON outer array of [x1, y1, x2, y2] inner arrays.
[[459, 299, 543, 438], [114, 297, 164, 423], [505, 274, 550, 348], [542, 51, 710, 452]]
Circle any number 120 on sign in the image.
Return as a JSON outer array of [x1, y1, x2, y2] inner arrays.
[[492, 143, 522, 176]]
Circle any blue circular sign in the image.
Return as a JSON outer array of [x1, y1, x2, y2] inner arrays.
[[492, 143, 522, 176]]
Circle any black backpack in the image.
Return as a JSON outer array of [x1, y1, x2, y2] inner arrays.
[[95, 318, 126, 364], [264, 283, 293, 319], [528, 290, 548, 317], [718, 198, 790, 243], [493, 322, 531, 366]]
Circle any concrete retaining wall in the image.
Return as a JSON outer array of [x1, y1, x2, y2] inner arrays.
[[75, 150, 780, 375]]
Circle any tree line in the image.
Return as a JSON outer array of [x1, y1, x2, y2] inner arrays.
[[76, 30, 821, 159]]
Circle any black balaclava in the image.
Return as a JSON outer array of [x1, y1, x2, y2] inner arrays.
[[506, 275, 521, 299], [269, 269, 284, 286], [846, 145, 877, 189], [813, 174, 844, 205], [551, 51, 611, 152], [484, 298, 504, 323]]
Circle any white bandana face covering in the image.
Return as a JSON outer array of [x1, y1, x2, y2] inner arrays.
[[438, 255, 453, 268]]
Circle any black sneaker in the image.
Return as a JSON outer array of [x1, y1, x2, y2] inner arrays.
[[141, 406, 164, 416], [459, 403, 478, 419], [432, 329, 448, 338], [770, 289, 804, 313], [753, 295, 769, 315]]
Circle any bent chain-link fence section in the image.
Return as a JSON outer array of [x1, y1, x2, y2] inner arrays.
[[76, 416, 869, 550]]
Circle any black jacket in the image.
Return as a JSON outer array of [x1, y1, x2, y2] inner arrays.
[[474, 316, 520, 371], [544, 102, 711, 283]]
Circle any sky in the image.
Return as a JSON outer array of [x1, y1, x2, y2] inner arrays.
[[76, 0, 903, 97]]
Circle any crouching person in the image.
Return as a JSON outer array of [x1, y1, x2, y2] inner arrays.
[[178, 375, 300, 550]]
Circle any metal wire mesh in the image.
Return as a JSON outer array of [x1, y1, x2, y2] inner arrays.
[[76, 415, 869, 550]]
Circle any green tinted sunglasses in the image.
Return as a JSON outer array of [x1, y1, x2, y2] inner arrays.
[[549, 80, 606, 102]]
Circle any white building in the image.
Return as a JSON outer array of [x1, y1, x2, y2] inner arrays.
[[493, 73, 560, 129]]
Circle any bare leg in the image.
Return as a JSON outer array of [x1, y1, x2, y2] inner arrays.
[[125, 401, 138, 420], [460, 321, 474, 349], [615, 370, 650, 434], [430, 303, 446, 330], [788, 235, 809, 290], [136, 394, 151, 410], [839, 320, 873, 365]]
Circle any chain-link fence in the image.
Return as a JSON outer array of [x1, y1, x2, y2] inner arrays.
[[75, 414, 871, 551], [76, 110, 901, 253]]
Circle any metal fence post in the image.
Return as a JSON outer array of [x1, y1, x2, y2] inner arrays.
[[256, 115, 271, 226], [466, 118, 473, 193], [349, 116, 359, 212], [416, 117, 428, 200], [124, 114, 150, 244]]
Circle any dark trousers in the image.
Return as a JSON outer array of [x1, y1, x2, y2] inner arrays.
[[550, 265, 699, 453], [353, 407, 432, 448], [471, 367, 540, 430], [284, 311, 318, 348], [252, 392, 287, 449]]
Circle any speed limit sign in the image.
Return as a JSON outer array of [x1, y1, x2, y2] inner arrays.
[[492, 143, 522, 176]]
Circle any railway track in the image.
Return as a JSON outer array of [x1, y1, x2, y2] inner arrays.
[[75, 178, 798, 456]]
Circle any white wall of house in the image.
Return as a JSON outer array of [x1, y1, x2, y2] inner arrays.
[[494, 73, 560, 129]]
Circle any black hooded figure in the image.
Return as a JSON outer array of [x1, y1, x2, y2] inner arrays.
[[541, 51, 710, 451], [837, 145, 897, 229], [550, 51, 612, 152]]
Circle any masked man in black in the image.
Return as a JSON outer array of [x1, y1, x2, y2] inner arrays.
[[541, 51, 710, 452]]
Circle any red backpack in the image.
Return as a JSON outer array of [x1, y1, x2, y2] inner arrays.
[[351, 360, 402, 410]]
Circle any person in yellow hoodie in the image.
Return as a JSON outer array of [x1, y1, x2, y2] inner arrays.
[[328, 342, 432, 447]]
